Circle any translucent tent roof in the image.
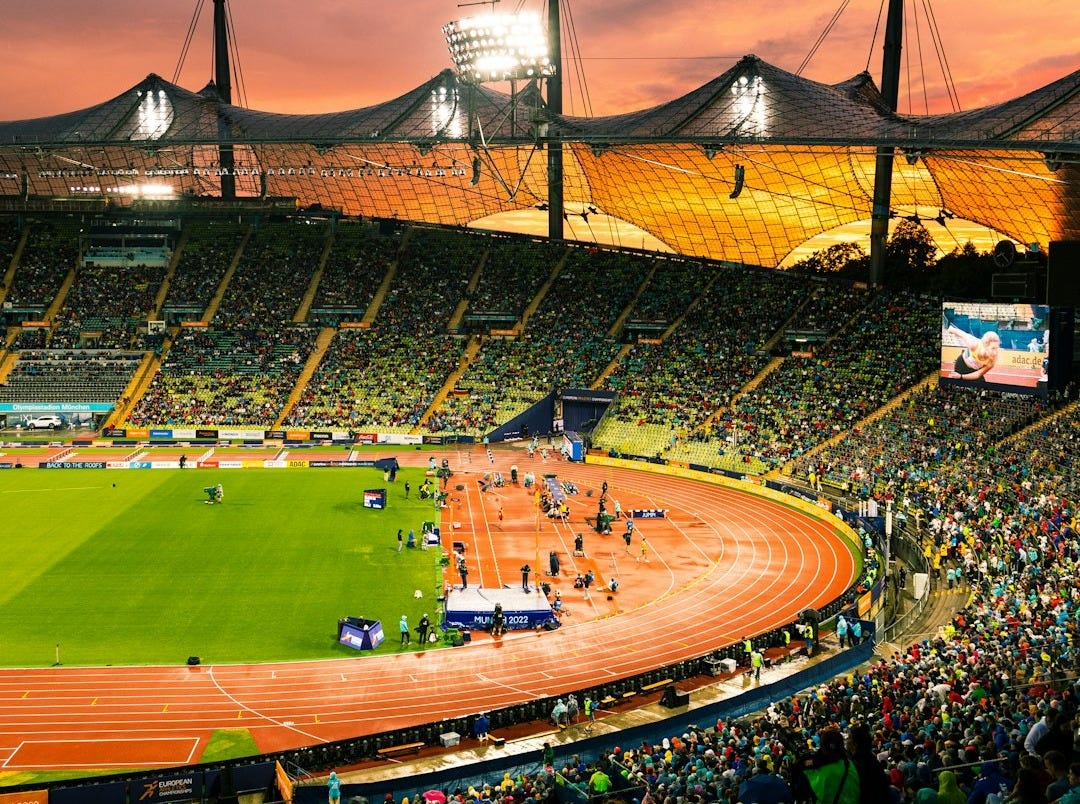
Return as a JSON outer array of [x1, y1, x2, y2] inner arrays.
[[0, 55, 1076, 266]]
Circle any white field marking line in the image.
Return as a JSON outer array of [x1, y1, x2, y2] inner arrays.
[[207, 666, 326, 743], [2, 736, 201, 770], [2, 486, 106, 493]]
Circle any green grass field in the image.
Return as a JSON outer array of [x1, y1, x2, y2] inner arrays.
[[0, 467, 444, 667]]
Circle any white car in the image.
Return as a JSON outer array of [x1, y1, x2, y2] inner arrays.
[[25, 414, 63, 430]]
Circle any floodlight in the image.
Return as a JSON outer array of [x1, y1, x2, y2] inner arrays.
[[443, 12, 554, 84], [112, 183, 176, 199]]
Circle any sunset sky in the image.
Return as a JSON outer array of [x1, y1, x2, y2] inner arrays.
[[2, 0, 1077, 123]]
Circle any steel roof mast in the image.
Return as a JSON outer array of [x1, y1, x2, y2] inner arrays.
[[868, 0, 903, 286], [545, 0, 563, 241], [213, 0, 236, 200]]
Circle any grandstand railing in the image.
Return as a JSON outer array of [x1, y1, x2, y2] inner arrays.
[[881, 518, 932, 643]]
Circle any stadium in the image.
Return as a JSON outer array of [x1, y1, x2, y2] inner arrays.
[[1, 0, 1079, 803]]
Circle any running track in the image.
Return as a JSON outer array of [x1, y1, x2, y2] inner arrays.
[[0, 451, 857, 771]]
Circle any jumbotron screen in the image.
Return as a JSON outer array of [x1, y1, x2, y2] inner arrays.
[[940, 302, 1050, 396]]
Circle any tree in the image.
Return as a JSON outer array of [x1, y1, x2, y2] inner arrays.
[[884, 219, 938, 287], [789, 241, 868, 278], [931, 242, 995, 298]]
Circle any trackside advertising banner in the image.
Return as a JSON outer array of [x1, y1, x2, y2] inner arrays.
[[131, 771, 203, 802], [0, 790, 47, 804], [39, 462, 107, 469], [0, 403, 112, 412], [309, 460, 377, 468], [380, 433, 423, 445], [51, 779, 127, 803]]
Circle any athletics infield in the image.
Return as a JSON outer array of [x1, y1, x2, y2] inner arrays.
[[0, 444, 859, 773]]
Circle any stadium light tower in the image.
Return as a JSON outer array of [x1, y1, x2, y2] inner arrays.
[[444, 1, 564, 240], [443, 10, 554, 83]]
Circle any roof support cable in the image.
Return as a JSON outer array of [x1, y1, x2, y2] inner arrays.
[[921, 0, 961, 111], [225, 1, 248, 108], [561, 1, 594, 118], [904, 0, 931, 115], [796, 0, 850, 76], [173, 0, 206, 85], [864, 0, 888, 74]]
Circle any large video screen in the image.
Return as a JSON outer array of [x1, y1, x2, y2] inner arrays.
[[940, 302, 1050, 396]]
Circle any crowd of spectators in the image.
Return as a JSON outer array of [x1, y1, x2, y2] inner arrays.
[[285, 226, 482, 430], [792, 383, 1047, 497], [3, 219, 79, 309], [0, 217, 20, 290], [308, 222, 400, 324], [127, 327, 317, 427], [426, 248, 639, 435], [596, 266, 809, 459], [678, 288, 940, 472], [213, 222, 324, 328], [284, 329, 463, 432], [465, 238, 564, 323], [380, 228, 478, 336], [0, 349, 142, 403], [162, 221, 246, 321], [11, 326, 49, 350], [621, 256, 714, 328], [49, 264, 164, 348]]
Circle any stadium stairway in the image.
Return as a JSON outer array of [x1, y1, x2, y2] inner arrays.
[[732, 355, 784, 400], [416, 335, 483, 431], [201, 226, 252, 323], [0, 226, 28, 306], [294, 235, 335, 323], [43, 264, 76, 327], [0, 349, 16, 383], [105, 351, 161, 430], [148, 227, 191, 319], [275, 326, 337, 429], [765, 370, 939, 480], [448, 249, 488, 333], [999, 397, 1079, 447], [879, 575, 970, 655], [590, 343, 633, 390], [361, 227, 412, 326], [606, 262, 659, 339], [518, 248, 569, 331]]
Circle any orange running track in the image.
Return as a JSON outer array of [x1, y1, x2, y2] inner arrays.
[[0, 448, 857, 772]]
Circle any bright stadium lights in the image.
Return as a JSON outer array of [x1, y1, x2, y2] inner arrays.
[[443, 11, 554, 84], [111, 183, 176, 199], [133, 89, 173, 141], [431, 84, 463, 139], [730, 74, 767, 136]]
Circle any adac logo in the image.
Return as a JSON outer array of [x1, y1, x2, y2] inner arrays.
[[139, 780, 159, 800]]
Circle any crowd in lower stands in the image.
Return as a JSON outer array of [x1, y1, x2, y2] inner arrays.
[[127, 327, 317, 427], [597, 266, 807, 463], [284, 329, 462, 432]]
